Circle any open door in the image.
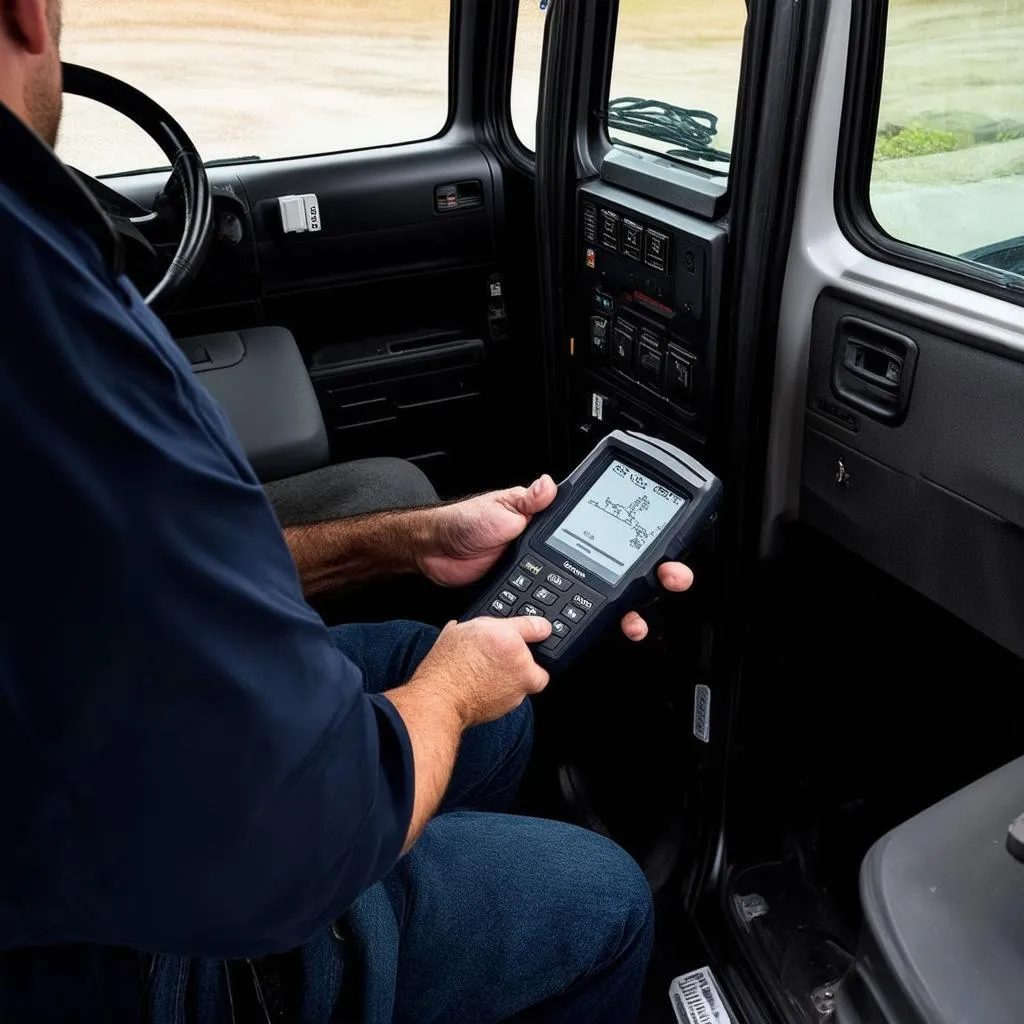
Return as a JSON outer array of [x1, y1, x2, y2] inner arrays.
[[704, 0, 1024, 1022]]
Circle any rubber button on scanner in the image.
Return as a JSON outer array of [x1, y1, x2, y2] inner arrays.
[[508, 572, 531, 592], [518, 603, 545, 617], [571, 594, 594, 611], [545, 572, 571, 592], [532, 587, 558, 606], [551, 620, 570, 638], [499, 589, 519, 606], [561, 605, 584, 623], [489, 598, 512, 617], [520, 557, 545, 577]]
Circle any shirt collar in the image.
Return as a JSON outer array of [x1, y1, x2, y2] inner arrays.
[[0, 100, 123, 271]]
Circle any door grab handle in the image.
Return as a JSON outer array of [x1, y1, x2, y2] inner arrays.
[[831, 317, 918, 425]]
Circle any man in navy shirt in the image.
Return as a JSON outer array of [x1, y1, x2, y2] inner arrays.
[[0, 1, 695, 1020]]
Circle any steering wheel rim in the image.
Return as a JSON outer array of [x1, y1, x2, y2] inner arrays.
[[61, 63, 214, 313]]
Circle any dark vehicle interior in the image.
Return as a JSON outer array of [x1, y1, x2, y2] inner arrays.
[[51, 0, 1024, 1021]]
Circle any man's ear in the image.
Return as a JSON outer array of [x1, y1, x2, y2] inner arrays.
[[3, 0, 51, 57]]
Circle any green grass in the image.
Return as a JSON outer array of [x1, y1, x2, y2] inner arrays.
[[875, 124, 962, 160]]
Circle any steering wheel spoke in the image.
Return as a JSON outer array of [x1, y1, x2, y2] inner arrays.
[[69, 166, 154, 221]]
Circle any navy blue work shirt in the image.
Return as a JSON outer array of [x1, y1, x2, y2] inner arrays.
[[0, 102, 414, 959]]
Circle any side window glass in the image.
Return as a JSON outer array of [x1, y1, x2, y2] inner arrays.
[[869, 0, 1024, 280], [510, 1, 549, 152]]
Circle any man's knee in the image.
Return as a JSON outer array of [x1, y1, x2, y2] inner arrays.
[[584, 833, 654, 966]]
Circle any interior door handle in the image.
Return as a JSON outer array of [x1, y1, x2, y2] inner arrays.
[[842, 340, 903, 391], [832, 317, 918, 425]]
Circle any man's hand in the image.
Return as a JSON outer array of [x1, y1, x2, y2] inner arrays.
[[409, 616, 553, 726], [383, 616, 552, 851], [417, 475, 560, 588], [415, 476, 695, 640]]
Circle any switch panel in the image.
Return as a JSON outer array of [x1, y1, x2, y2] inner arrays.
[[576, 181, 726, 436]]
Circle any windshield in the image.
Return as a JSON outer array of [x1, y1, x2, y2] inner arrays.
[[607, 0, 746, 177]]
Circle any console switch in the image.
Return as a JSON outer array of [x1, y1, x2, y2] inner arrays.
[[638, 341, 663, 390], [644, 228, 670, 273], [666, 345, 696, 402], [599, 208, 621, 251], [612, 320, 637, 375], [622, 219, 643, 261], [590, 316, 609, 358]]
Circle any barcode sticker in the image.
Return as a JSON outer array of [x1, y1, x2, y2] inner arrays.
[[591, 392, 606, 421], [669, 967, 733, 1024]]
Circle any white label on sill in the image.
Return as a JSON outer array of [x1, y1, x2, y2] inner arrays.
[[669, 967, 733, 1024], [591, 392, 606, 421]]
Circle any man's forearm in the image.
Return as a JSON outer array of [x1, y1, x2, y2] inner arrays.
[[382, 675, 466, 853], [285, 509, 433, 595]]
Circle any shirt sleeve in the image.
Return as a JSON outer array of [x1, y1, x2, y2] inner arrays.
[[1, 203, 415, 958]]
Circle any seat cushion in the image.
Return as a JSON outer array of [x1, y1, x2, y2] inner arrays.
[[264, 458, 439, 527]]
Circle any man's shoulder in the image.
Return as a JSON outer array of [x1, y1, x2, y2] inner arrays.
[[0, 177, 107, 284]]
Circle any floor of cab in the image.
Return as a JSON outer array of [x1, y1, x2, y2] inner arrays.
[[716, 525, 1024, 1024]]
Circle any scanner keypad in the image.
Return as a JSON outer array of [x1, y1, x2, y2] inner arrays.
[[483, 555, 603, 653]]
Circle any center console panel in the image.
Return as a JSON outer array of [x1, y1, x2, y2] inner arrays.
[[572, 181, 727, 460]]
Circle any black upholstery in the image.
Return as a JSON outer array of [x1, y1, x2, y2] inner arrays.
[[265, 457, 439, 527], [186, 326, 438, 526], [187, 327, 329, 483]]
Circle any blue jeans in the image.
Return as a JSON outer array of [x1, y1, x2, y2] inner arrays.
[[330, 620, 654, 1024], [0, 623, 653, 1024]]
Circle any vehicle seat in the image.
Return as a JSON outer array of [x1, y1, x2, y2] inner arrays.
[[836, 755, 1024, 1024], [183, 327, 439, 524]]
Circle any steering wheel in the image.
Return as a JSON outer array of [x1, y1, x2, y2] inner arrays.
[[61, 63, 214, 313]]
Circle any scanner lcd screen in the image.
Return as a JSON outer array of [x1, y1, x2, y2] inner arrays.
[[545, 460, 685, 584]]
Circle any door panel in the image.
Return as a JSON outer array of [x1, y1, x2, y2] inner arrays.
[[110, 138, 516, 496], [764, 0, 1024, 658], [239, 143, 499, 295]]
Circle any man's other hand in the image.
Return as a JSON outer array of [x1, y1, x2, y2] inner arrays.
[[417, 475, 559, 587], [415, 476, 694, 640]]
